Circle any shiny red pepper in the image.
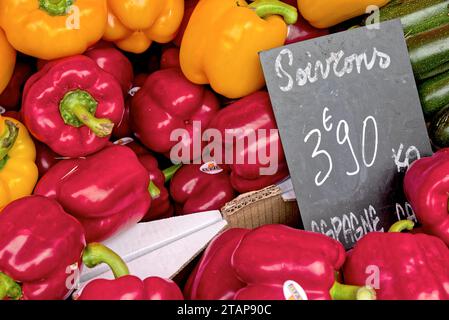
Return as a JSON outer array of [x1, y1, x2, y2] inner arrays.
[[0, 196, 129, 300], [283, 0, 328, 44], [137, 152, 179, 221], [404, 149, 449, 246], [22, 55, 124, 157], [184, 228, 249, 300], [76, 276, 183, 300], [34, 140, 60, 178], [34, 145, 151, 243], [84, 42, 134, 96], [0, 61, 32, 111], [130, 67, 219, 160], [186, 225, 375, 300], [343, 220, 449, 300], [207, 91, 289, 193], [170, 164, 236, 215]]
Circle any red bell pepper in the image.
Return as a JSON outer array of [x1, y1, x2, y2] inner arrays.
[[184, 228, 249, 300], [76, 276, 183, 300], [0, 196, 129, 300], [170, 163, 236, 215], [130, 67, 220, 160], [84, 42, 134, 96], [343, 220, 449, 300], [186, 225, 375, 300], [160, 47, 181, 70], [113, 99, 133, 139], [34, 140, 60, 178], [404, 149, 449, 246], [34, 145, 151, 243], [22, 55, 124, 157], [207, 91, 289, 193], [138, 153, 180, 221], [0, 61, 32, 111], [283, 0, 328, 44]]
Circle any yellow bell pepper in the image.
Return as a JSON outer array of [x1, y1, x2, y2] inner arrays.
[[0, 28, 16, 95], [0, 116, 38, 209], [0, 0, 108, 60], [180, 0, 298, 99], [104, 0, 184, 54], [297, 0, 390, 29]]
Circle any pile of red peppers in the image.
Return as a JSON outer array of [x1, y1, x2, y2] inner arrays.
[[1, 0, 449, 302]]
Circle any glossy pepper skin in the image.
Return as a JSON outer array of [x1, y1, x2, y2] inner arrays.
[[404, 149, 449, 246], [0, 0, 107, 60], [185, 228, 249, 300], [22, 55, 124, 158], [84, 43, 134, 96], [0, 196, 129, 300], [0, 116, 38, 209], [186, 225, 376, 300], [0, 62, 32, 110], [207, 91, 289, 193], [77, 276, 183, 300], [34, 145, 151, 243], [297, 0, 390, 28], [180, 0, 298, 99], [343, 220, 449, 300], [104, 0, 184, 54], [137, 152, 176, 221], [0, 28, 15, 95], [131, 67, 219, 160], [170, 164, 236, 215]]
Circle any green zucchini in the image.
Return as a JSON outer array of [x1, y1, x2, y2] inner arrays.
[[430, 105, 449, 147], [419, 69, 449, 117], [407, 23, 449, 80], [370, 0, 449, 36]]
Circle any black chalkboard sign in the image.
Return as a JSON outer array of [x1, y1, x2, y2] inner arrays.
[[260, 20, 433, 249]]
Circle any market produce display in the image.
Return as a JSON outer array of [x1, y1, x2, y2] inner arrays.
[[2, 0, 449, 302]]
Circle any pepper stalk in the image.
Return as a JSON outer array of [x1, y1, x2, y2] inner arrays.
[[0, 120, 19, 170], [248, 0, 298, 25]]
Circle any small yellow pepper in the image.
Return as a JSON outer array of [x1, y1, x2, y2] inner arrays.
[[104, 0, 184, 54], [297, 0, 390, 29], [0, 0, 108, 60], [180, 0, 298, 99], [0, 116, 38, 209], [0, 28, 16, 94]]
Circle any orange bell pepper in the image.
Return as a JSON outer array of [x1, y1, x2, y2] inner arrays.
[[180, 0, 298, 99], [104, 0, 184, 54], [0, 28, 15, 94], [297, 0, 390, 29], [0, 116, 38, 209], [0, 0, 108, 60]]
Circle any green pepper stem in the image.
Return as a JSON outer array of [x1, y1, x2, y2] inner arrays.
[[148, 181, 161, 199], [59, 89, 114, 138], [39, 0, 74, 16], [248, 0, 298, 25], [82, 243, 129, 279], [162, 164, 182, 183], [388, 220, 415, 233], [0, 120, 19, 169], [330, 281, 376, 300], [0, 273, 22, 300]]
